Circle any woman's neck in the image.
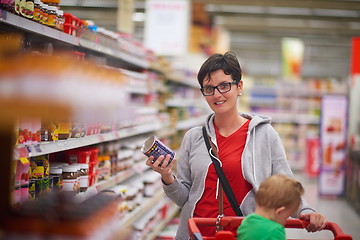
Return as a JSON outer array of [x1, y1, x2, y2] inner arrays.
[[214, 112, 245, 137]]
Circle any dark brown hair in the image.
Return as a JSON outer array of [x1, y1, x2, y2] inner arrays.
[[197, 51, 242, 87]]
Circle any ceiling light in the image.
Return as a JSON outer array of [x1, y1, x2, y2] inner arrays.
[[133, 12, 145, 22], [206, 4, 265, 14], [314, 9, 358, 17], [267, 7, 311, 16]]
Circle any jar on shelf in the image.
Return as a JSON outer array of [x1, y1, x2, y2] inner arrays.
[[61, 165, 78, 195], [56, 9, 64, 31], [0, 1, 8, 11], [33, 0, 41, 22], [46, 5, 57, 28], [30, 156, 44, 179], [58, 118, 71, 140], [46, 0, 59, 8], [97, 155, 111, 181], [14, 0, 21, 15], [40, 3, 48, 25], [24, 0, 34, 19], [78, 163, 89, 192], [7, 0, 15, 13], [49, 166, 63, 191], [143, 172, 161, 197], [124, 186, 137, 211]]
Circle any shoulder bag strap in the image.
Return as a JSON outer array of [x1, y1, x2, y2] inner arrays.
[[202, 126, 243, 217]]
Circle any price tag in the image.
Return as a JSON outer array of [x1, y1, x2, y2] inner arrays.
[[25, 145, 32, 153], [0, 9, 7, 20], [114, 132, 120, 139], [33, 144, 42, 153], [19, 157, 30, 164], [98, 135, 105, 142], [17, 147, 29, 158]]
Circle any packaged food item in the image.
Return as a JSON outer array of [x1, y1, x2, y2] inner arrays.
[[40, 3, 48, 25], [46, 0, 59, 8], [45, 120, 59, 141], [58, 118, 71, 140], [97, 155, 111, 181], [0, 1, 9, 10], [65, 149, 91, 164], [141, 136, 175, 166], [30, 156, 44, 179], [61, 165, 78, 194], [70, 122, 86, 138], [31, 118, 41, 143], [41, 177, 52, 195], [33, 0, 41, 22], [46, 5, 57, 28], [18, 118, 32, 144], [14, 0, 20, 14], [55, 9, 64, 31], [49, 166, 63, 191], [28, 179, 36, 199], [78, 163, 89, 192], [24, 0, 34, 19]]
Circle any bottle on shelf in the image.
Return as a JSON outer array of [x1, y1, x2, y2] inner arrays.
[[33, 0, 41, 22]]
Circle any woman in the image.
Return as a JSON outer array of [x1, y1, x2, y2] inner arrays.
[[146, 52, 326, 240]]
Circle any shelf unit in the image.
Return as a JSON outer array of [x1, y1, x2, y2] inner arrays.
[[0, 10, 180, 240], [244, 77, 348, 171], [0, 10, 79, 45], [14, 122, 161, 159]]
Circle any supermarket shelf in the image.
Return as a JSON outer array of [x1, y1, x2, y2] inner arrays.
[[119, 190, 165, 230], [79, 39, 149, 69], [167, 74, 199, 88], [110, 190, 178, 240], [166, 98, 198, 108], [14, 122, 162, 159], [261, 112, 320, 125], [176, 115, 207, 130], [0, 10, 79, 45], [127, 86, 150, 95], [0, 11, 149, 70], [131, 194, 179, 240], [60, 0, 117, 8], [147, 203, 180, 240], [95, 161, 149, 193], [73, 162, 149, 204]]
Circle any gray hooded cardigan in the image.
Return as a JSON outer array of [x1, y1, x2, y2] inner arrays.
[[163, 112, 315, 240]]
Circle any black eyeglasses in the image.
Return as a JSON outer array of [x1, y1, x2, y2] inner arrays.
[[200, 81, 237, 96]]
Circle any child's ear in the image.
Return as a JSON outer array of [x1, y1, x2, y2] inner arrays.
[[275, 206, 286, 216]]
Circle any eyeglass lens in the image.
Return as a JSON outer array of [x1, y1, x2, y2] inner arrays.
[[202, 82, 232, 95]]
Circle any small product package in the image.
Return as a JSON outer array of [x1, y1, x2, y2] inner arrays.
[[141, 136, 174, 166]]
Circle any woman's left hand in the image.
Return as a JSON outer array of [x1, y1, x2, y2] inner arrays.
[[299, 212, 327, 232]]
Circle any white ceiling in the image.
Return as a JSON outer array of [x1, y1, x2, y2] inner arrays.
[[60, 0, 360, 79]]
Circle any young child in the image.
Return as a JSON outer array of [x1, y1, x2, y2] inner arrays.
[[237, 174, 304, 240]]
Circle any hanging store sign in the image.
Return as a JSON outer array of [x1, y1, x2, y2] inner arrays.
[[144, 0, 190, 56], [281, 37, 304, 81], [351, 37, 360, 76], [117, 0, 134, 34], [319, 95, 348, 196]]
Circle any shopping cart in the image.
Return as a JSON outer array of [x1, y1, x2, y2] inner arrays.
[[188, 216, 353, 240]]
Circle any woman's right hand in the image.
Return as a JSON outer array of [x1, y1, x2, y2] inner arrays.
[[146, 155, 176, 185]]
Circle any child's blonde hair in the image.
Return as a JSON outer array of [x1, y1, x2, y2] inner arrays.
[[255, 174, 304, 210]]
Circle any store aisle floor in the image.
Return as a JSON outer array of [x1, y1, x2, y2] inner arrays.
[[287, 172, 360, 240]]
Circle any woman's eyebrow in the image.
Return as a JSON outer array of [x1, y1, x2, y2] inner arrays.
[[203, 81, 229, 87]]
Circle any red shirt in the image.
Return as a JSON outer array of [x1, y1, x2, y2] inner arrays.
[[194, 120, 253, 237]]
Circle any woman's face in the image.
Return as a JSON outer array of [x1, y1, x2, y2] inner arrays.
[[202, 69, 242, 115]]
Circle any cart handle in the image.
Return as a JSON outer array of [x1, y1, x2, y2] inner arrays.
[[188, 217, 352, 240]]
